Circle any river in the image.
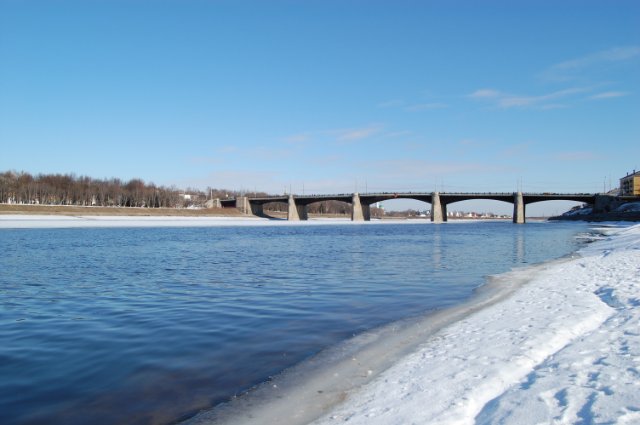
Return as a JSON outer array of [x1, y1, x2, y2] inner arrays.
[[0, 220, 589, 424]]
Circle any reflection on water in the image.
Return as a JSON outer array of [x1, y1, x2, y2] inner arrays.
[[432, 226, 442, 269], [0, 221, 587, 425], [515, 227, 526, 263]]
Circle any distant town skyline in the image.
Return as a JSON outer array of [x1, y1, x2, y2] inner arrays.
[[1, 1, 638, 214]]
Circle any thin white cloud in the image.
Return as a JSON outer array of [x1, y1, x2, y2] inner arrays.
[[542, 46, 640, 81], [551, 46, 640, 71], [469, 89, 502, 99], [500, 87, 589, 108], [335, 124, 383, 142], [469, 87, 590, 109], [589, 91, 630, 100], [280, 125, 385, 145]]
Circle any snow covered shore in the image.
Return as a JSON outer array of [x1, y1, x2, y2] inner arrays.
[[313, 224, 640, 425]]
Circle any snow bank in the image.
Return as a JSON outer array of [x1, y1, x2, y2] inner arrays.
[[313, 224, 640, 425]]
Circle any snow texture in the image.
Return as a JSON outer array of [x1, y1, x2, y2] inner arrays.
[[314, 224, 640, 425]]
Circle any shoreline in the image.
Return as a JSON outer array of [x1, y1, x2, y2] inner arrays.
[[183, 258, 561, 425], [0, 215, 640, 425], [183, 223, 640, 425], [0, 214, 517, 229], [309, 223, 640, 424]]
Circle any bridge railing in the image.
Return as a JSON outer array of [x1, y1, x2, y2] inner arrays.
[[236, 191, 600, 201]]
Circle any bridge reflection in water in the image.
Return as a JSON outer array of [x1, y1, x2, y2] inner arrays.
[[221, 192, 615, 224]]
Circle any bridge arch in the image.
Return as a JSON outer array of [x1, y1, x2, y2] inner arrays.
[[237, 192, 609, 223], [442, 198, 515, 218]]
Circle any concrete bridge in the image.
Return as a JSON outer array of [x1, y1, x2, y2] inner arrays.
[[220, 192, 631, 223]]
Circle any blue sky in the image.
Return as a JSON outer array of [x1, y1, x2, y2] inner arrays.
[[1, 0, 639, 214]]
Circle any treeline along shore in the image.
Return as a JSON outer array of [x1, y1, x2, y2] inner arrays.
[[0, 171, 361, 217], [0, 170, 234, 208]]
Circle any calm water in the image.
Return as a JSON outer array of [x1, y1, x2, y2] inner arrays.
[[0, 221, 588, 425]]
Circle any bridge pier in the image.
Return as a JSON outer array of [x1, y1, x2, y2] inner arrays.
[[431, 192, 447, 223], [351, 193, 371, 221], [513, 192, 525, 224], [236, 196, 250, 214], [205, 198, 222, 209], [287, 195, 308, 221]]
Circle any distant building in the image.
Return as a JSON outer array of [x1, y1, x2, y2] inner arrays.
[[620, 170, 640, 196]]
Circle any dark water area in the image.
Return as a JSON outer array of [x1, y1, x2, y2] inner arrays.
[[0, 221, 588, 425]]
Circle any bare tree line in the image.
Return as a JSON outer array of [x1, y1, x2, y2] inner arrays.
[[0, 170, 384, 215], [0, 171, 242, 208]]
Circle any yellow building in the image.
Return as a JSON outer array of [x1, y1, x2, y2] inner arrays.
[[620, 170, 640, 196]]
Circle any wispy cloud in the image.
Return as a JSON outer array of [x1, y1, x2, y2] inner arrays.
[[280, 124, 385, 146], [551, 46, 640, 72], [469, 87, 590, 109], [542, 46, 640, 81], [469, 89, 502, 99], [335, 124, 383, 142], [589, 91, 630, 100]]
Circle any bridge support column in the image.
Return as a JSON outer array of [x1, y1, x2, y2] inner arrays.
[[431, 192, 447, 223], [236, 196, 250, 214], [288, 195, 301, 221], [513, 192, 525, 224], [351, 193, 370, 221], [205, 198, 222, 209], [287, 195, 308, 221]]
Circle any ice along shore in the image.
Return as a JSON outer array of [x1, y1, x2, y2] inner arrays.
[[310, 224, 640, 425]]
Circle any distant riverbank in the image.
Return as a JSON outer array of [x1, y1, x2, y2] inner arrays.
[[0, 204, 244, 217], [0, 204, 509, 221]]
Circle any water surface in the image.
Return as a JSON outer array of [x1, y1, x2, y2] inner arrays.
[[0, 221, 588, 424]]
